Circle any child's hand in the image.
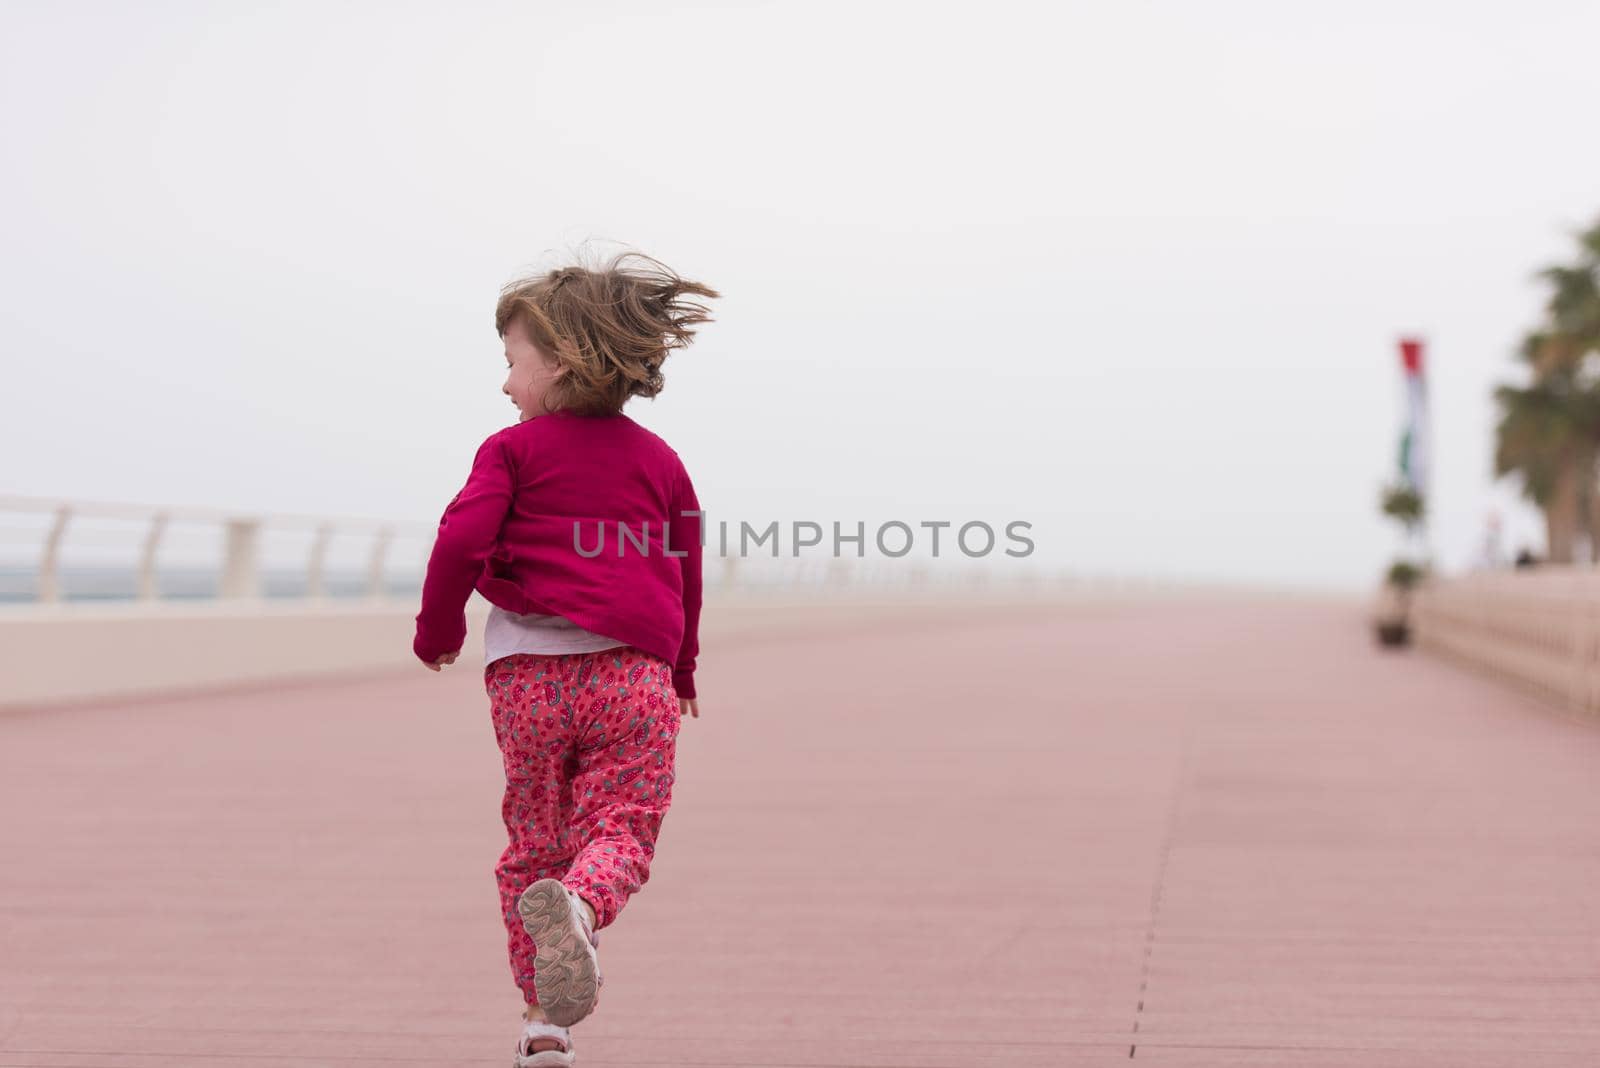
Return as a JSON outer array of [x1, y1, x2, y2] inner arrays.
[[424, 650, 461, 672], [680, 697, 698, 719]]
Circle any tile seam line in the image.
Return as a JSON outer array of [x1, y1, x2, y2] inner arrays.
[[1128, 687, 1199, 1058]]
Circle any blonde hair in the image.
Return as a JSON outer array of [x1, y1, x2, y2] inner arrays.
[[495, 249, 721, 416]]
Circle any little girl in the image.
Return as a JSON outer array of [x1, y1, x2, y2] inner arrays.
[[412, 250, 718, 1067]]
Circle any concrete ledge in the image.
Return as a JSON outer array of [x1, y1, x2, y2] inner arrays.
[[0, 583, 1306, 711], [0, 598, 441, 709], [1411, 567, 1600, 720]]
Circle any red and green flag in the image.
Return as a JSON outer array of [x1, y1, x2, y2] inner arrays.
[[1397, 337, 1428, 500]]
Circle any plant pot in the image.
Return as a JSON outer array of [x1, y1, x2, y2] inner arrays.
[[1374, 619, 1410, 647]]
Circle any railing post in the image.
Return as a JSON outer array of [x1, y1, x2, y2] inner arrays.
[[137, 512, 168, 601], [219, 518, 261, 599], [38, 504, 71, 604], [307, 523, 333, 599], [367, 525, 393, 600]]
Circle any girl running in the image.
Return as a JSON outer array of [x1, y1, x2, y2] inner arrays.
[[412, 249, 717, 1067]]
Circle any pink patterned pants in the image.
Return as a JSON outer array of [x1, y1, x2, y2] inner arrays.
[[483, 647, 681, 1006]]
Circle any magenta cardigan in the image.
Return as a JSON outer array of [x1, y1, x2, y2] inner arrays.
[[412, 409, 703, 699]]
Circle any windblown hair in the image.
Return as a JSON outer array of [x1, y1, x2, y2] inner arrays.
[[495, 249, 721, 416]]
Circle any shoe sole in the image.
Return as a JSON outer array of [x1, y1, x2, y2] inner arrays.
[[514, 1050, 575, 1068], [517, 879, 600, 1028], [514, 1051, 574, 1068]]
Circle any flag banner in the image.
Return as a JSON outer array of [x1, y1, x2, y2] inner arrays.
[[1398, 337, 1428, 499]]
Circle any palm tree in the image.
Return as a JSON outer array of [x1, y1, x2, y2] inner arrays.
[[1494, 218, 1600, 564], [1493, 361, 1595, 564]]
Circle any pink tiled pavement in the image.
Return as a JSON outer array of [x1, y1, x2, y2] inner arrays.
[[1, 594, 1598, 1066]]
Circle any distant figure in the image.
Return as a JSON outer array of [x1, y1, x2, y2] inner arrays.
[[412, 250, 719, 1067], [1514, 547, 1538, 569]]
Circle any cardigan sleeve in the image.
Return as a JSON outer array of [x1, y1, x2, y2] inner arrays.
[[667, 464, 703, 700], [413, 429, 516, 664]]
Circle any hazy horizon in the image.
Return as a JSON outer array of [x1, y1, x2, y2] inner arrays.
[[4, 1, 1598, 594]]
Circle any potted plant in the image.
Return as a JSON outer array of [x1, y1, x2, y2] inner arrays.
[[1374, 335, 1437, 646], [1373, 481, 1428, 647], [1374, 557, 1425, 646]]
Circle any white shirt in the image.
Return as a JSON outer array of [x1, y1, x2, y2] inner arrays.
[[483, 603, 630, 667]]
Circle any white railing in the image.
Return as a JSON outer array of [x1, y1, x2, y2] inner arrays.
[[0, 494, 430, 604], [0, 493, 1240, 607], [1411, 567, 1600, 718]]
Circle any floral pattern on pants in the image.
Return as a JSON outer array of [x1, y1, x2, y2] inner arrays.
[[484, 646, 680, 1005]]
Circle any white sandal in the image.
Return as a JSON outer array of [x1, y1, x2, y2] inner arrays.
[[514, 1018, 574, 1068]]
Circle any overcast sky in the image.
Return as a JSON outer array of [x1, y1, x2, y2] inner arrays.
[[3, 0, 1597, 592]]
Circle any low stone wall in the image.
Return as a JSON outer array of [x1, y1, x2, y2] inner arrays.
[[1410, 567, 1600, 719], [0, 584, 1184, 710]]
